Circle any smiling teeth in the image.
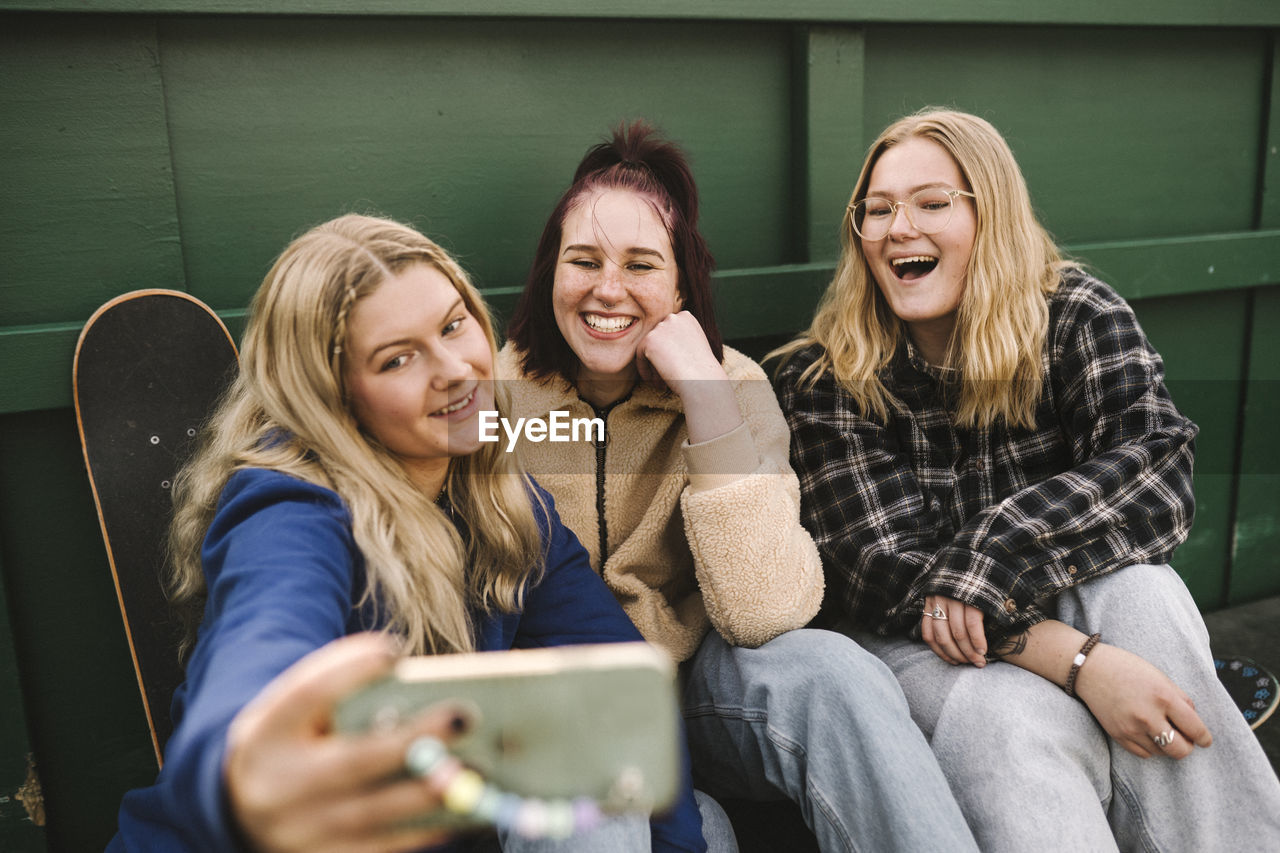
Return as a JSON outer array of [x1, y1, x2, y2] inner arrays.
[[584, 313, 635, 333], [434, 389, 473, 415], [892, 255, 937, 268]]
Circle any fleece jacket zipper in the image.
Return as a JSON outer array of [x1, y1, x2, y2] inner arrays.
[[589, 398, 625, 571]]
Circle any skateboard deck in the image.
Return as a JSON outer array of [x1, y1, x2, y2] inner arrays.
[[1215, 655, 1279, 731], [74, 289, 238, 766]]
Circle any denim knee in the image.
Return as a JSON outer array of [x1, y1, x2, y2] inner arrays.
[[693, 790, 739, 853], [755, 629, 909, 717], [931, 663, 1108, 785], [1056, 563, 1211, 671]]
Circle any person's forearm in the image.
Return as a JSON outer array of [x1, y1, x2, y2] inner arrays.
[[678, 380, 743, 445], [990, 619, 1090, 688]]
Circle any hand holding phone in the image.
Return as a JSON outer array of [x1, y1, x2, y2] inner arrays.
[[335, 641, 680, 833]]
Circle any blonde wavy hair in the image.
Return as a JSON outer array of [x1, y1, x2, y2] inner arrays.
[[773, 108, 1068, 429], [168, 213, 544, 658]]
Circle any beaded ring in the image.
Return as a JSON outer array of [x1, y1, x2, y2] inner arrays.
[[405, 736, 604, 840]]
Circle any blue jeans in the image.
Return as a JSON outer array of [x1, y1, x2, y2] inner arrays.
[[679, 628, 978, 853], [850, 564, 1280, 852]]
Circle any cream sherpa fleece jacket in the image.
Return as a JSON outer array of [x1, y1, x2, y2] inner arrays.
[[498, 343, 824, 662]]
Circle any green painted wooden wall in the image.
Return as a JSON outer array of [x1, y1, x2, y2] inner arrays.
[[1, 3, 1277, 849]]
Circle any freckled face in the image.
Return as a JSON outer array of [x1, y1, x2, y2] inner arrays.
[[343, 263, 494, 488], [861, 136, 977, 354], [552, 189, 681, 389]]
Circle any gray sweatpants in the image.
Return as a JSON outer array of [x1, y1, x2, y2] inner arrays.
[[849, 563, 1280, 853]]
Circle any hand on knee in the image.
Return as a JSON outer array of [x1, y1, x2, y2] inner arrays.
[[1074, 643, 1212, 759]]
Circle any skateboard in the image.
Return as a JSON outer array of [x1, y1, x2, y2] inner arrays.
[[74, 290, 238, 767], [1215, 655, 1279, 731]]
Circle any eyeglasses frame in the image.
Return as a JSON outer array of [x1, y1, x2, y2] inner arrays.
[[846, 188, 976, 241]]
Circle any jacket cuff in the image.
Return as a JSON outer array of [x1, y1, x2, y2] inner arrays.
[[924, 544, 1034, 629], [682, 422, 760, 493]]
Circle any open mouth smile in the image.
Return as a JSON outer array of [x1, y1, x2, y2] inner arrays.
[[891, 255, 939, 281], [582, 313, 637, 334]]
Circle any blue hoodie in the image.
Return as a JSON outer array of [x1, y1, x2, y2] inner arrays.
[[108, 467, 704, 852]]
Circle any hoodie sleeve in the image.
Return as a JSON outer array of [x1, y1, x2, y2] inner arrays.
[[679, 349, 824, 648], [109, 468, 361, 852]]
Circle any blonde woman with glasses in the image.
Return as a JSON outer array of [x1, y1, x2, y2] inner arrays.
[[773, 108, 1280, 851]]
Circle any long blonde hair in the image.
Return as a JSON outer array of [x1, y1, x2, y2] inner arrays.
[[168, 214, 544, 657], [773, 108, 1067, 429]]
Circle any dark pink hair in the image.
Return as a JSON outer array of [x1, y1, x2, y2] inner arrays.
[[507, 120, 721, 381]]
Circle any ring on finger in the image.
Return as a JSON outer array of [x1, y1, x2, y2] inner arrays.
[[926, 605, 948, 621], [1151, 730, 1176, 748]]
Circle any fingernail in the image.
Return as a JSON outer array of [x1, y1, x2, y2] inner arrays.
[[448, 703, 482, 735]]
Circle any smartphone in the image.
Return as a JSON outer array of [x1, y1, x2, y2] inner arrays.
[[335, 641, 680, 822]]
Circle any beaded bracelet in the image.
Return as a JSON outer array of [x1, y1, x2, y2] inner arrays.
[[1064, 632, 1101, 697], [405, 736, 604, 840]]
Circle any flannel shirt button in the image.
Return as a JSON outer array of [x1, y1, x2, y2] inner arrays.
[[1003, 598, 1017, 613], [1067, 565, 1077, 575], [975, 459, 985, 472]]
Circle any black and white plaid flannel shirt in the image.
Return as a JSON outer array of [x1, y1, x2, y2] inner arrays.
[[777, 268, 1197, 642]]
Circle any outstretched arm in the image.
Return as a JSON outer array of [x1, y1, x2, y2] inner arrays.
[[226, 633, 468, 852]]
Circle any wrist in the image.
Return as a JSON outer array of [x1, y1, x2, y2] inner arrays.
[[677, 381, 742, 445], [668, 364, 731, 404], [1064, 632, 1101, 697]]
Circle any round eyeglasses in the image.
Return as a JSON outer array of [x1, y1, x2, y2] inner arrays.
[[848, 188, 976, 241]]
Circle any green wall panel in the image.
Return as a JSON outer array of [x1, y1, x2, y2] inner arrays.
[[1231, 287, 1280, 603], [861, 26, 1265, 245], [0, 412, 157, 851], [157, 17, 792, 311], [1261, 35, 1280, 228], [1234, 32, 1280, 603], [0, 15, 185, 326], [1073, 231, 1280, 301], [1131, 292, 1249, 608], [3, 0, 1280, 26], [796, 26, 866, 263]]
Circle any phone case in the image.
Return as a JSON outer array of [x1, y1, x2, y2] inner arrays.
[[335, 641, 680, 819]]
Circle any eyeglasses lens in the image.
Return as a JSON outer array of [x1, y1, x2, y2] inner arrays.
[[853, 190, 955, 240]]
